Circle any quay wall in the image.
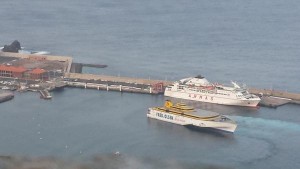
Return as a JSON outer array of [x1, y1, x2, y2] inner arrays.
[[65, 73, 173, 86], [249, 88, 300, 101], [67, 81, 159, 94]]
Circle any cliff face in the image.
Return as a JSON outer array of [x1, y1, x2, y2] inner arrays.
[[2, 40, 21, 53]]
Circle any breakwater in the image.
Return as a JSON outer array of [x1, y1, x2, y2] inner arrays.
[[70, 63, 108, 73]]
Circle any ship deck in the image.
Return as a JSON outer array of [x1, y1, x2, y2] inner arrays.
[[186, 109, 220, 118], [153, 106, 220, 119]]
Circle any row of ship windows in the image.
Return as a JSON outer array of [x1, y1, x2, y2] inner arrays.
[[178, 87, 212, 93], [170, 87, 247, 98], [189, 94, 214, 100], [177, 87, 231, 96]]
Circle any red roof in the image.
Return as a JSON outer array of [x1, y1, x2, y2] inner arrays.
[[29, 68, 46, 74], [0, 64, 27, 72]]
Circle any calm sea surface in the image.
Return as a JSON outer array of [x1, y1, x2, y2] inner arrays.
[[1, 0, 300, 168]]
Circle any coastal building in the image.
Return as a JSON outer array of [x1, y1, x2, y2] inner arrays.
[[0, 65, 26, 78], [0, 65, 48, 80], [28, 68, 47, 80]]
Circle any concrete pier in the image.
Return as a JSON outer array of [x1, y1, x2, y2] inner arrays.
[[70, 63, 107, 73], [249, 88, 300, 101], [64, 73, 172, 94], [259, 96, 291, 108], [65, 73, 173, 87], [249, 88, 300, 107], [67, 81, 160, 94]]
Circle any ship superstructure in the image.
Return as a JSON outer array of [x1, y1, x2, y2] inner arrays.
[[147, 100, 237, 133], [164, 75, 260, 107]]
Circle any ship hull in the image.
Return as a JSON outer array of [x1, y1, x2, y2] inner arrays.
[[0, 92, 14, 103], [147, 108, 237, 133], [164, 90, 260, 107]]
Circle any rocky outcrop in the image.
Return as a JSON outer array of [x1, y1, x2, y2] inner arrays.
[[2, 40, 21, 53]]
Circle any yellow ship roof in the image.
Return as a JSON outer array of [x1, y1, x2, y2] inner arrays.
[[154, 100, 220, 119], [186, 109, 220, 118]]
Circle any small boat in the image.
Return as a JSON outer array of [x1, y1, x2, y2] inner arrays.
[[0, 91, 14, 103], [1, 86, 10, 90], [147, 100, 237, 133]]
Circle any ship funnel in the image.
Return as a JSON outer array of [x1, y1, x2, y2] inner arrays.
[[164, 100, 173, 108]]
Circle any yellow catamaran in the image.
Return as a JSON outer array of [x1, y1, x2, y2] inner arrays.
[[147, 100, 237, 133]]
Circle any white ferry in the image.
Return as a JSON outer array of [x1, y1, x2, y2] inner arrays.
[[147, 100, 237, 133], [164, 75, 260, 107]]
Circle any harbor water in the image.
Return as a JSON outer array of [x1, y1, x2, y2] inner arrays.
[[1, 0, 300, 168]]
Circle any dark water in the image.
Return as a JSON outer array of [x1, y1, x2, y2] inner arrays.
[[1, 0, 300, 168]]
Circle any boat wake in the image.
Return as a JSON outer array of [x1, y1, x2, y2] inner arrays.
[[229, 116, 300, 133], [1, 46, 50, 55], [19, 48, 50, 55]]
